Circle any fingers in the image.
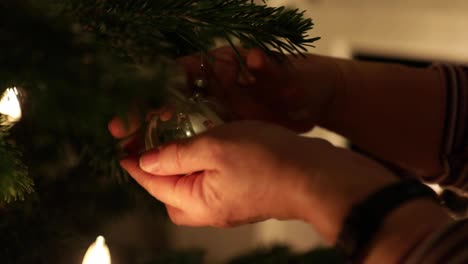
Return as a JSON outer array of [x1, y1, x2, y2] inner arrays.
[[109, 108, 176, 155], [108, 116, 141, 139], [245, 48, 284, 89], [246, 48, 267, 71], [122, 157, 210, 225], [176, 47, 271, 116], [108, 108, 173, 139], [108, 116, 145, 155], [207, 49, 245, 106], [120, 157, 183, 206], [139, 137, 215, 176], [177, 46, 246, 88]]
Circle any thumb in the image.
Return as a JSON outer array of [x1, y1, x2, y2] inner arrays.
[[139, 137, 216, 176], [120, 157, 182, 206]]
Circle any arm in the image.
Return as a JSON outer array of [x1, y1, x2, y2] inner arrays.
[[190, 48, 449, 179], [306, 56, 447, 178], [271, 53, 468, 191], [313, 59, 468, 191], [179, 47, 466, 187], [114, 120, 452, 264], [256, 52, 468, 196]]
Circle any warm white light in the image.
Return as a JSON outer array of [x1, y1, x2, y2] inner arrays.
[[0, 87, 22, 124], [82, 236, 111, 264]]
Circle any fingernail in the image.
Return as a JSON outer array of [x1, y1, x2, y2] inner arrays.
[[139, 149, 160, 173]]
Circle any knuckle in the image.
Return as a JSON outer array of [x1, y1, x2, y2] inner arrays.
[[208, 142, 224, 161], [199, 136, 225, 161], [213, 218, 237, 228], [166, 208, 184, 226], [169, 215, 183, 226], [212, 217, 231, 228], [198, 135, 219, 146], [147, 184, 159, 200], [214, 47, 238, 60], [170, 141, 187, 171], [214, 222, 233, 228], [212, 209, 236, 228]]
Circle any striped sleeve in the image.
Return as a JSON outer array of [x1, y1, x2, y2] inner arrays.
[[386, 66, 468, 264], [403, 220, 468, 264], [423, 65, 468, 196]]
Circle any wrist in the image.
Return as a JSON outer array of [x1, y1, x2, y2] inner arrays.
[[283, 55, 343, 131], [297, 143, 399, 242], [317, 58, 448, 178], [301, 55, 347, 127]]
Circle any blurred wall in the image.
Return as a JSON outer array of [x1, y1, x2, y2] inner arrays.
[[170, 1, 468, 263], [273, 0, 468, 62]]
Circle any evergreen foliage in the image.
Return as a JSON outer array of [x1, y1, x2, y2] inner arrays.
[[0, 1, 338, 263], [0, 0, 318, 203]]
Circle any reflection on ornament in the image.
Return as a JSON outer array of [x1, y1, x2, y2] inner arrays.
[[145, 88, 224, 150], [0, 87, 22, 125], [82, 236, 111, 264]]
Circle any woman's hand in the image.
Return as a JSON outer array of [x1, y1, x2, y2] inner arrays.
[[120, 121, 318, 227], [178, 47, 341, 133], [113, 120, 450, 263], [118, 121, 399, 242], [108, 46, 341, 154]]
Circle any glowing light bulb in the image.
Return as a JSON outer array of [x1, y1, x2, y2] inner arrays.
[[82, 236, 111, 264], [0, 87, 22, 125]]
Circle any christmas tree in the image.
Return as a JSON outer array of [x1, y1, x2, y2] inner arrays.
[[0, 1, 340, 263]]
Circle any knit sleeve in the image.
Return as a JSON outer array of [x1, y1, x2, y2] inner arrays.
[[423, 65, 468, 195]]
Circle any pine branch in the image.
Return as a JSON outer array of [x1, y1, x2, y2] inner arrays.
[[0, 116, 33, 203], [0, 1, 327, 261], [0, 0, 319, 204], [0, 1, 177, 202], [62, 0, 319, 61]]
